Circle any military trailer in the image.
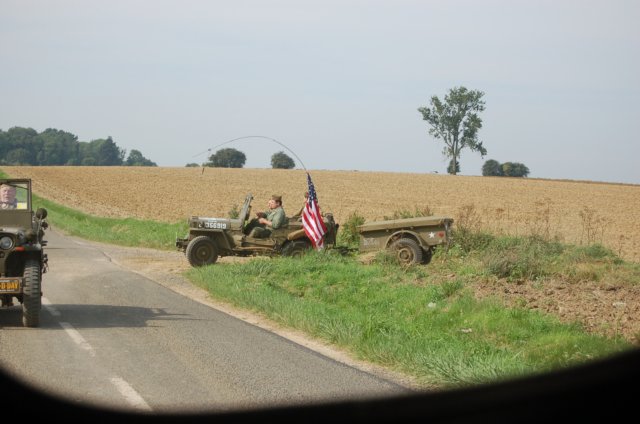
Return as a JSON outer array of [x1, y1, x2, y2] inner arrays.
[[176, 193, 338, 267], [0, 179, 49, 327], [358, 216, 453, 266]]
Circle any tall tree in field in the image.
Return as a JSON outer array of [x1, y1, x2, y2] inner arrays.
[[418, 86, 487, 175]]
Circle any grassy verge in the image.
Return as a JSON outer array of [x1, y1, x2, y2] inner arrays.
[[186, 248, 632, 388], [4, 169, 636, 389], [32, 194, 187, 250]]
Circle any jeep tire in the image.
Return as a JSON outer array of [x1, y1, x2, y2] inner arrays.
[[186, 236, 219, 267], [391, 238, 423, 266], [282, 240, 311, 257], [22, 259, 42, 327]]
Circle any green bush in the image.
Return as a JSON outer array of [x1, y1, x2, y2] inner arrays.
[[338, 211, 366, 247], [228, 203, 240, 219], [452, 228, 495, 253], [570, 243, 619, 262], [485, 249, 546, 281], [482, 236, 561, 281]]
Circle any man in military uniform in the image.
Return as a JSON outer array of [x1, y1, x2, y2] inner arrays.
[[244, 195, 286, 238], [0, 183, 17, 210]]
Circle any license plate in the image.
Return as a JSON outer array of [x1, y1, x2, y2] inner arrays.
[[0, 279, 21, 292]]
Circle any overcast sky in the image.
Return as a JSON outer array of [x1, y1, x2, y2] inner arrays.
[[1, 0, 638, 184]]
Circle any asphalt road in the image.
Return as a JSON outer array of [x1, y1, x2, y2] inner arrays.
[[0, 229, 411, 414]]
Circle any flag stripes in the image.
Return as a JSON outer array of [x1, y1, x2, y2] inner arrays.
[[302, 173, 327, 249]]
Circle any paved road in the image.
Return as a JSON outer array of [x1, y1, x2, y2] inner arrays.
[[0, 229, 412, 413]]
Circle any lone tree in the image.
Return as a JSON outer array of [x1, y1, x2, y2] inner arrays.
[[271, 151, 295, 169], [418, 86, 487, 175], [205, 148, 246, 168]]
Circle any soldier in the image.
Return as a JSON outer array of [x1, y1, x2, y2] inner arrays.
[[0, 183, 17, 209], [244, 195, 286, 238]]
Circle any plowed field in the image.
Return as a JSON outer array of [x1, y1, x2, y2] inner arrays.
[[3, 166, 639, 262]]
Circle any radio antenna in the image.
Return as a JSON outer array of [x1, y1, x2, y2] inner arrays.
[[194, 135, 308, 171]]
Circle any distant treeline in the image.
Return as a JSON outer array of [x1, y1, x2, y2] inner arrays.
[[0, 126, 157, 166]]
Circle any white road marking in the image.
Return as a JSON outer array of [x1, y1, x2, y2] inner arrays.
[[42, 297, 60, 316], [58, 321, 96, 357], [110, 377, 153, 411], [46, 302, 152, 411]]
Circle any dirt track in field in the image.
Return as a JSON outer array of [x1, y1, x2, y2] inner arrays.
[[4, 166, 640, 262]]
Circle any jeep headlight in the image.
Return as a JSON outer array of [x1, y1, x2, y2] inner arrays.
[[0, 236, 13, 250]]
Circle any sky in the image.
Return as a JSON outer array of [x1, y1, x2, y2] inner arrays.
[[1, 0, 639, 184]]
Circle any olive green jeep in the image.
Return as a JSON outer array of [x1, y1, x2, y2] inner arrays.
[[0, 179, 49, 327], [176, 193, 338, 267]]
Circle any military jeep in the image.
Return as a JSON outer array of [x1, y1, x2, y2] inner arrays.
[[358, 215, 453, 266], [176, 193, 338, 267], [0, 179, 49, 327]]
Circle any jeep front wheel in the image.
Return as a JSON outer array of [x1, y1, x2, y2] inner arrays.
[[186, 236, 219, 267], [282, 240, 311, 257], [22, 259, 42, 327], [391, 238, 423, 266]]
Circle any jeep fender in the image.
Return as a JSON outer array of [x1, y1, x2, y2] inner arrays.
[[5, 248, 46, 273], [189, 230, 234, 251]]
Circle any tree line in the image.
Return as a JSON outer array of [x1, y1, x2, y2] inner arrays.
[[4, 89, 531, 177], [0, 127, 156, 166]]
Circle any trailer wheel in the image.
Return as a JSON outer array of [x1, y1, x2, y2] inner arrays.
[[391, 238, 423, 266], [22, 259, 42, 327], [186, 236, 219, 267]]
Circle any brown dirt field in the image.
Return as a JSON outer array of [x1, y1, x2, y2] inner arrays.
[[4, 166, 639, 262], [3, 166, 640, 343]]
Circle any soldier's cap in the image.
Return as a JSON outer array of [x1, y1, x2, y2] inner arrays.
[[271, 195, 282, 203]]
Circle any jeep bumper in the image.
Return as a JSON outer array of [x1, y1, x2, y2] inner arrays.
[[176, 237, 189, 251]]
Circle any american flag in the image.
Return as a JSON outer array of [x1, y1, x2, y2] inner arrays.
[[302, 172, 328, 249]]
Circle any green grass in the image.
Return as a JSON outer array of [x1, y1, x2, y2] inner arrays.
[[3, 168, 636, 389], [32, 194, 187, 250], [186, 252, 627, 387]]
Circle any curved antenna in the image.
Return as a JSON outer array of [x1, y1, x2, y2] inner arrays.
[[194, 135, 307, 171]]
